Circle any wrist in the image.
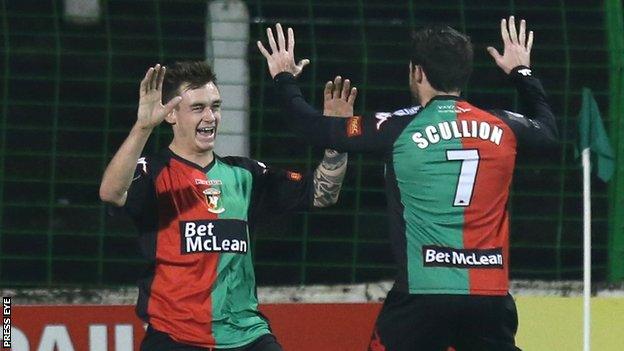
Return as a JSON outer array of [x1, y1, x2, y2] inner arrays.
[[132, 122, 155, 134]]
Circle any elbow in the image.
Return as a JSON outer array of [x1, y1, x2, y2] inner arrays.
[[99, 184, 125, 207]]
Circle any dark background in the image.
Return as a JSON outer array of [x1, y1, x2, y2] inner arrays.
[[0, 0, 613, 287]]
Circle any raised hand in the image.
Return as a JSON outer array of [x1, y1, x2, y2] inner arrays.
[[323, 76, 358, 117], [257, 23, 310, 78], [136, 64, 182, 130], [487, 16, 534, 74]]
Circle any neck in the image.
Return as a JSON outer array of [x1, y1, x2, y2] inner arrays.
[[169, 141, 214, 168], [418, 87, 461, 107]]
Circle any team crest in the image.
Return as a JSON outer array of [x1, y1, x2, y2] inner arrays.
[[203, 187, 225, 214]]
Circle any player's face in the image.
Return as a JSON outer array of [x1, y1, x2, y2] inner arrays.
[[171, 82, 222, 154]]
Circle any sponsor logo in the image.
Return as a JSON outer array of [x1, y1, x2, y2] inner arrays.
[[422, 246, 503, 269], [287, 171, 303, 181], [437, 105, 471, 114], [137, 157, 148, 174], [392, 106, 421, 116], [346, 116, 362, 137], [256, 161, 268, 174], [517, 68, 532, 76], [203, 187, 225, 214], [181, 220, 248, 254], [195, 179, 222, 186], [375, 112, 392, 130]]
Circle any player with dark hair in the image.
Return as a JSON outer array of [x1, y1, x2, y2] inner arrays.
[[258, 17, 557, 350], [99, 61, 356, 350]]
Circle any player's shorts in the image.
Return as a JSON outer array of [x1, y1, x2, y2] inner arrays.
[[368, 290, 521, 351], [140, 326, 283, 351]]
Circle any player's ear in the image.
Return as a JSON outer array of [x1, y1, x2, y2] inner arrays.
[[164, 108, 177, 125], [413, 64, 424, 84]]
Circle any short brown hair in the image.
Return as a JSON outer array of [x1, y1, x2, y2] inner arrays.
[[162, 61, 217, 103]]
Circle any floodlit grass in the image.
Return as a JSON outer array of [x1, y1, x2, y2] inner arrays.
[[516, 297, 623, 351]]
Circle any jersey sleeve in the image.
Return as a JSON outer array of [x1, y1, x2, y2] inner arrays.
[[247, 159, 314, 215], [274, 72, 415, 153], [108, 156, 156, 221], [492, 66, 559, 147]]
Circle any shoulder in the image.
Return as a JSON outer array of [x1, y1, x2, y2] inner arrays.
[[488, 109, 541, 129], [138, 150, 175, 174], [373, 105, 423, 130], [218, 156, 270, 175]]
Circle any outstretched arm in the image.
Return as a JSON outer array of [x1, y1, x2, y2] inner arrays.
[[487, 16, 558, 146], [312, 76, 356, 207], [99, 64, 182, 206]]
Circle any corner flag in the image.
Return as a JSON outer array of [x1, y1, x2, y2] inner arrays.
[[578, 87, 615, 182]]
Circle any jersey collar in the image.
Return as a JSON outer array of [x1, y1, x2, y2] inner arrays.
[[165, 148, 218, 173]]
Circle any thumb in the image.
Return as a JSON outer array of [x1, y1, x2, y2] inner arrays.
[[297, 58, 310, 69], [164, 96, 182, 114], [486, 47, 502, 61]]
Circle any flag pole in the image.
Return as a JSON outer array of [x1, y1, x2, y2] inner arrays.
[[582, 147, 591, 351]]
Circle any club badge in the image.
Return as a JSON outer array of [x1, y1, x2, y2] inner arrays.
[[203, 187, 225, 214]]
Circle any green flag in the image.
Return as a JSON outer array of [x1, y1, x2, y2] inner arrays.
[[578, 87, 615, 182]]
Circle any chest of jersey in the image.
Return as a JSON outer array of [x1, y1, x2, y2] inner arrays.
[[154, 158, 254, 257]]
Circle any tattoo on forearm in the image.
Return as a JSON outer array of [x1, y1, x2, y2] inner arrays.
[[313, 149, 348, 207]]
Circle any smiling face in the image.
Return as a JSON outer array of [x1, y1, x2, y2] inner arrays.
[[168, 81, 222, 155]]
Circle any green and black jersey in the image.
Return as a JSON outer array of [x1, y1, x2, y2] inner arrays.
[[119, 149, 313, 348], [274, 66, 557, 296]]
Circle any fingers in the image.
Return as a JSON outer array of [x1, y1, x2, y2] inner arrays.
[[297, 59, 310, 70], [486, 46, 502, 61], [156, 66, 166, 92], [519, 19, 526, 47], [501, 18, 511, 45], [508, 16, 518, 44], [341, 79, 350, 100], [150, 64, 162, 91], [257, 41, 271, 59], [324, 81, 333, 101], [164, 96, 182, 114], [287, 27, 295, 53], [347, 87, 358, 105], [276, 23, 286, 51], [332, 76, 342, 99], [140, 67, 153, 94], [267, 27, 278, 53], [527, 30, 534, 52]]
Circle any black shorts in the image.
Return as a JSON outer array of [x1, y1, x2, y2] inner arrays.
[[140, 326, 283, 351], [368, 291, 521, 351]]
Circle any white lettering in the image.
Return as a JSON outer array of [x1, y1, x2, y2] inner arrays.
[[37, 326, 75, 351], [187, 237, 202, 252], [425, 126, 440, 144], [438, 122, 452, 140], [9, 327, 28, 351], [184, 223, 196, 237], [115, 325, 133, 351], [89, 325, 106, 351], [490, 126, 503, 145], [425, 249, 436, 262], [412, 132, 429, 149], [479, 122, 491, 140], [450, 121, 462, 138], [221, 239, 230, 251], [461, 120, 471, 138], [471, 120, 478, 137]]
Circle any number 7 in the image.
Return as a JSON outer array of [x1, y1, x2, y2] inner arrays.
[[446, 149, 480, 207]]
